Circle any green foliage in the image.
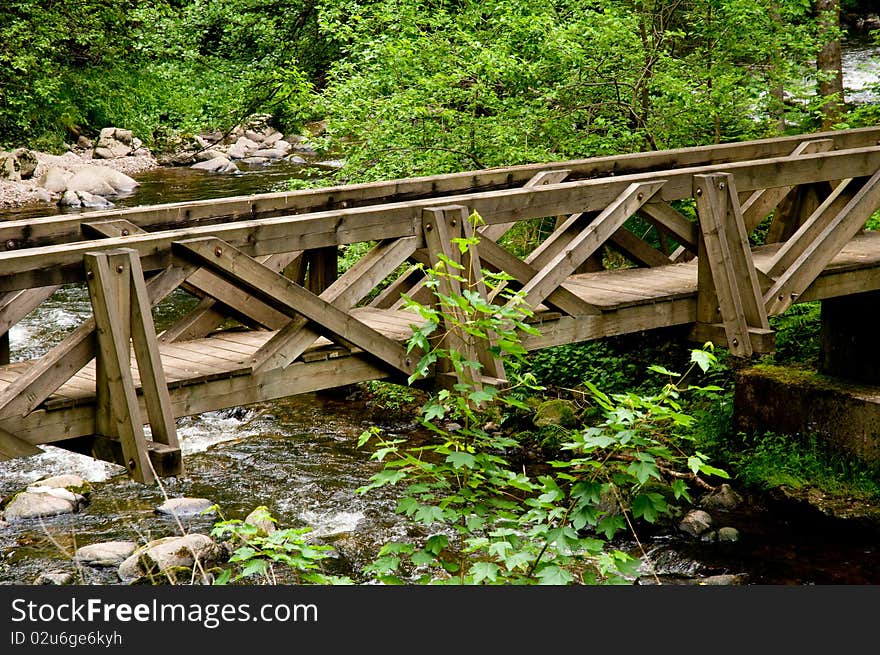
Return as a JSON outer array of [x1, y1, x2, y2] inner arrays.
[[314, 0, 819, 183], [356, 226, 729, 584], [210, 506, 348, 584], [726, 431, 880, 499]]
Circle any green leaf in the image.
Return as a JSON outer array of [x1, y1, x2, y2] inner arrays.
[[631, 492, 668, 523], [536, 565, 573, 585], [446, 451, 477, 469], [471, 561, 500, 583], [414, 505, 446, 525]]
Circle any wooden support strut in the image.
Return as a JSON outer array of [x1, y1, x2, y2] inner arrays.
[[172, 237, 418, 378], [692, 173, 771, 357], [421, 206, 505, 390], [86, 250, 164, 483]]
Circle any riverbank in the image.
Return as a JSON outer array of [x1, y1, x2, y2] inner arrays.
[[0, 149, 160, 209]]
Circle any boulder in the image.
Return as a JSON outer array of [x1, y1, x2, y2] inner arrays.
[[66, 166, 138, 195], [251, 148, 285, 160], [155, 497, 217, 518], [74, 541, 138, 567], [37, 166, 73, 193], [244, 507, 277, 536], [0, 153, 20, 182], [12, 148, 38, 179], [59, 190, 115, 209], [533, 398, 578, 429], [191, 156, 239, 174], [117, 534, 226, 583], [33, 474, 92, 498], [679, 509, 713, 537], [34, 571, 74, 585], [701, 483, 743, 510], [3, 490, 79, 521], [94, 127, 134, 158]]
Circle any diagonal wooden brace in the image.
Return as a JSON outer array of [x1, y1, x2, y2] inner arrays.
[[172, 237, 417, 378]]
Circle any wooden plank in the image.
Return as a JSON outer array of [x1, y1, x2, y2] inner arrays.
[[126, 250, 179, 453], [0, 286, 61, 334], [480, 169, 572, 241], [0, 424, 42, 459], [422, 206, 478, 387], [764, 168, 880, 314], [9, 128, 880, 251], [173, 237, 417, 377], [459, 210, 505, 381], [608, 227, 674, 267], [741, 139, 834, 232], [693, 173, 769, 356], [84, 251, 154, 484], [517, 181, 666, 309], [7, 146, 880, 293], [637, 202, 699, 251], [764, 176, 863, 278], [251, 237, 418, 371]]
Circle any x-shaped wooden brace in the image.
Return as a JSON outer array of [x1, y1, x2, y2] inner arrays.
[[172, 237, 420, 378]]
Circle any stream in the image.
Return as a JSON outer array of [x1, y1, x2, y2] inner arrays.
[[3, 43, 880, 584]]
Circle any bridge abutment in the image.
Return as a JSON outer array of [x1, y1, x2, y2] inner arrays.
[[734, 292, 880, 468]]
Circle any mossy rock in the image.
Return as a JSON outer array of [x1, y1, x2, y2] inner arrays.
[[533, 399, 578, 429]]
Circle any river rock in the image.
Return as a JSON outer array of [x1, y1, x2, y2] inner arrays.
[[191, 156, 239, 174], [701, 483, 743, 510], [251, 148, 286, 160], [37, 166, 74, 193], [244, 507, 277, 536], [34, 474, 93, 497], [241, 156, 270, 165], [60, 190, 115, 209], [695, 573, 748, 585], [194, 148, 224, 162], [533, 398, 578, 429], [716, 526, 741, 543], [155, 497, 217, 518], [94, 127, 133, 159], [74, 541, 138, 567], [35, 571, 74, 585], [3, 491, 79, 521], [0, 152, 20, 181], [66, 165, 139, 195], [117, 534, 226, 583], [12, 148, 38, 179], [679, 509, 713, 537]]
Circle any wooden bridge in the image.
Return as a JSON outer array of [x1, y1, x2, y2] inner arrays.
[[3, 126, 880, 483]]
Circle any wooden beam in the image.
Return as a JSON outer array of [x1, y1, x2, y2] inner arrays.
[[0, 424, 42, 460], [8, 128, 880, 250], [764, 168, 880, 314], [6, 146, 880, 292], [126, 250, 179, 454], [173, 237, 417, 377], [477, 237, 601, 316], [764, 176, 863, 278], [517, 181, 666, 309], [692, 173, 770, 357], [740, 138, 834, 233], [608, 227, 675, 268], [84, 250, 154, 484], [251, 237, 418, 372], [637, 201, 699, 252]]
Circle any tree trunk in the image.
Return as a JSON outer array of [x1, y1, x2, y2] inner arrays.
[[816, 0, 844, 129]]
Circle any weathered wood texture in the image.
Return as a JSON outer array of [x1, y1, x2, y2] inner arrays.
[[3, 130, 880, 479]]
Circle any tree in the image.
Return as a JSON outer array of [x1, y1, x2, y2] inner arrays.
[[816, 0, 845, 128]]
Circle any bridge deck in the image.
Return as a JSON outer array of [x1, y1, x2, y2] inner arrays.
[[5, 229, 880, 417]]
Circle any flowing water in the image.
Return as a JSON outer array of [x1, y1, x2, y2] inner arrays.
[[3, 45, 880, 584]]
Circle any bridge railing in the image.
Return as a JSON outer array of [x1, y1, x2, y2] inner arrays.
[[2, 132, 880, 479]]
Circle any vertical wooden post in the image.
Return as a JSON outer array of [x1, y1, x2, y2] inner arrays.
[[84, 248, 182, 481], [691, 173, 772, 356], [85, 250, 154, 484], [304, 247, 338, 295], [422, 205, 505, 390]]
